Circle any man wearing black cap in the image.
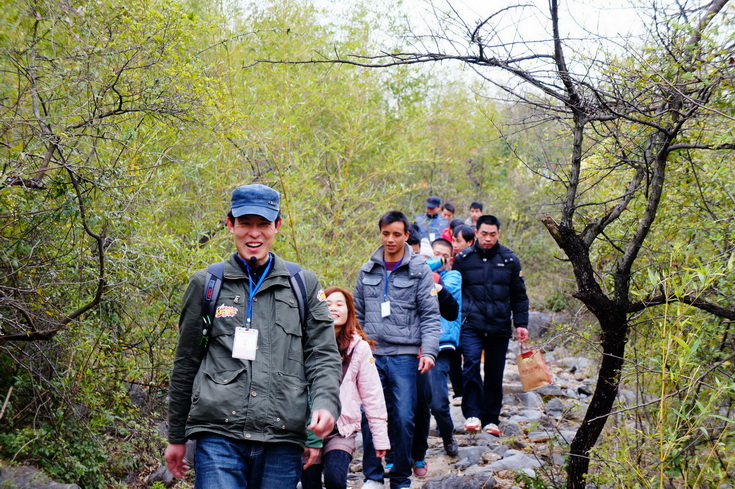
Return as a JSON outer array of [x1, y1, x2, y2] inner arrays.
[[165, 184, 342, 489], [414, 196, 449, 242]]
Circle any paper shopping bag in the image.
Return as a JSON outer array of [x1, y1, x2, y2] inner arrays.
[[516, 346, 552, 392]]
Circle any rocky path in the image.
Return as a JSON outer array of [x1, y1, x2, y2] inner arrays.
[[346, 340, 596, 489]]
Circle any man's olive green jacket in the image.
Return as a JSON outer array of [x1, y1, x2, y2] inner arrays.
[[167, 253, 341, 447]]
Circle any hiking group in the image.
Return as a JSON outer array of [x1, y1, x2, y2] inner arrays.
[[165, 185, 529, 489]]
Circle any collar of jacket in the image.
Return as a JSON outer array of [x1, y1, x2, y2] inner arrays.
[[474, 241, 500, 258], [222, 252, 292, 283], [366, 243, 413, 271]]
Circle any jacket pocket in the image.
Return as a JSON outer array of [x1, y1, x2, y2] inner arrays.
[[274, 295, 307, 371], [210, 296, 244, 338], [272, 371, 308, 434], [189, 367, 248, 425], [361, 274, 382, 299], [389, 276, 418, 314], [275, 294, 302, 335]]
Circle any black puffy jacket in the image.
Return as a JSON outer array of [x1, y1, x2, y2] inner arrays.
[[453, 242, 529, 337]]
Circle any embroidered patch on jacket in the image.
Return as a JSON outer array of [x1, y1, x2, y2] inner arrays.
[[317, 289, 327, 301], [430, 288, 439, 296], [215, 304, 238, 318]]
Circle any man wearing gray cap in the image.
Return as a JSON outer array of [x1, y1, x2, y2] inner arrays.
[[414, 196, 448, 242], [165, 184, 342, 489]]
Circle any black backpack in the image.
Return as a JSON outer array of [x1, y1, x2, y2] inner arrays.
[[200, 260, 309, 349]]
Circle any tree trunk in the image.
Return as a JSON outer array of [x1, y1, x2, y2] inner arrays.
[[567, 310, 628, 488], [542, 216, 631, 488]]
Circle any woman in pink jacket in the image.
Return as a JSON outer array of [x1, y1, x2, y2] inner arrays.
[[301, 286, 390, 489]]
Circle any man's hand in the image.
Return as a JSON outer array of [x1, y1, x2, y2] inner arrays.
[[418, 355, 435, 374], [516, 327, 529, 343], [303, 447, 320, 469], [307, 409, 335, 438], [376, 449, 387, 458], [164, 443, 189, 478]]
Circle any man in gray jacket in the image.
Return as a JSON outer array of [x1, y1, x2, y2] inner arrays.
[[165, 184, 341, 489], [354, 210, 441, 489]]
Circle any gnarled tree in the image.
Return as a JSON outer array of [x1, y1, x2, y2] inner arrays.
[[271, 0, 735, 485]]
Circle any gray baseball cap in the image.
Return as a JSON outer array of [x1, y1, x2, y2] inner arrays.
[[230, 184, 280, 221]]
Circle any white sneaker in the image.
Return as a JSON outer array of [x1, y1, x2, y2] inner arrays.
[[464, 416, 481, 431], [483, 422, 501, 436], [362, 480, 385, 489]]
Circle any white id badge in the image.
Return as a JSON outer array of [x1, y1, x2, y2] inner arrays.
[[381, 301, 391, 318], [232, 327, 258, 360]]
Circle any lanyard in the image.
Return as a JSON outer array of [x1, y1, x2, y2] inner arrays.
[[383, 256, 403, 301], [245, 254, 273, 329]]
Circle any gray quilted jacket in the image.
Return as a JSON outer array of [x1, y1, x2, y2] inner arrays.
[[353, 244, 440, 359]]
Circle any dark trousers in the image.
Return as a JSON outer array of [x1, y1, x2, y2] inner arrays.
[[412, 350, 455, 461], [448, 346, 464, 397], [460, 328, 510, 426], [301, 449, 353, 489]]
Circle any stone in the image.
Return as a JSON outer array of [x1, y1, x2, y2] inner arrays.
[[527, 431, 551, 443], [502, 381, 525, 395], [556, 356, 594, 373], [482, 451, 502, 463], [488, 451, 542, 471], [454, 445, 490, 467], [498, 421, 522, 437], [558, 430, 577, 444], [423, 472, 497, 489], [534, 384, 566, 397], [127, 383, 148, 410], [146, 465, 175, 486], [508, 409, 544, 424], [577, 385, 593, 396], [545, 397, 565, 417], [0, 462, 80, 489], [516, 391, 544, 409]]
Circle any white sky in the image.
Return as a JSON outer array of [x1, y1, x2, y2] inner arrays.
[[316, 0, 647, 53], [311, 0, 650, 93]]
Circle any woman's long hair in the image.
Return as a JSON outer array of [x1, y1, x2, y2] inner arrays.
[[324, 286, 375, 361]]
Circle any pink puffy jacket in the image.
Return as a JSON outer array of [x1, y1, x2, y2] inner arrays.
[[338, 334, 390, 450]]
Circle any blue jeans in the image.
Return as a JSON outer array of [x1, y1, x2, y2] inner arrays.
[[412, 350, 455, 461], [362, 354, 418, 489], [194, 434, 303, 489], [301, 449, 352, 489], [460, 328, 510, 426]]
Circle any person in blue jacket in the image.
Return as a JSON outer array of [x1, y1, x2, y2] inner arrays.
[[410, 238, 462, 477]]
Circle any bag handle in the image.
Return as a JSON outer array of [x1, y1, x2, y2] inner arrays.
[[518, 342, 535, 359]]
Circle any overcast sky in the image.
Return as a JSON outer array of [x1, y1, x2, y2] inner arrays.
[[312, 0, 650, 93], [317, 0, 646, 50]]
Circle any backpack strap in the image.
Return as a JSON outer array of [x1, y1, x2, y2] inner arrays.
[[284, 261, 309, 337], [201, 261, 225, 349], [200, 260, 309, 350]]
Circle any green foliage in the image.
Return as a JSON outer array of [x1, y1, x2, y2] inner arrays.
[[544, 290, 570, 313], [0, 425, 106, 487], [585, 277, 735, 486], [8, 0, 732, 486], [516, 471, 555, 489]]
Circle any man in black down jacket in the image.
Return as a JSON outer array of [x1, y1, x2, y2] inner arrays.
[[452, 215, 529, 437]]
